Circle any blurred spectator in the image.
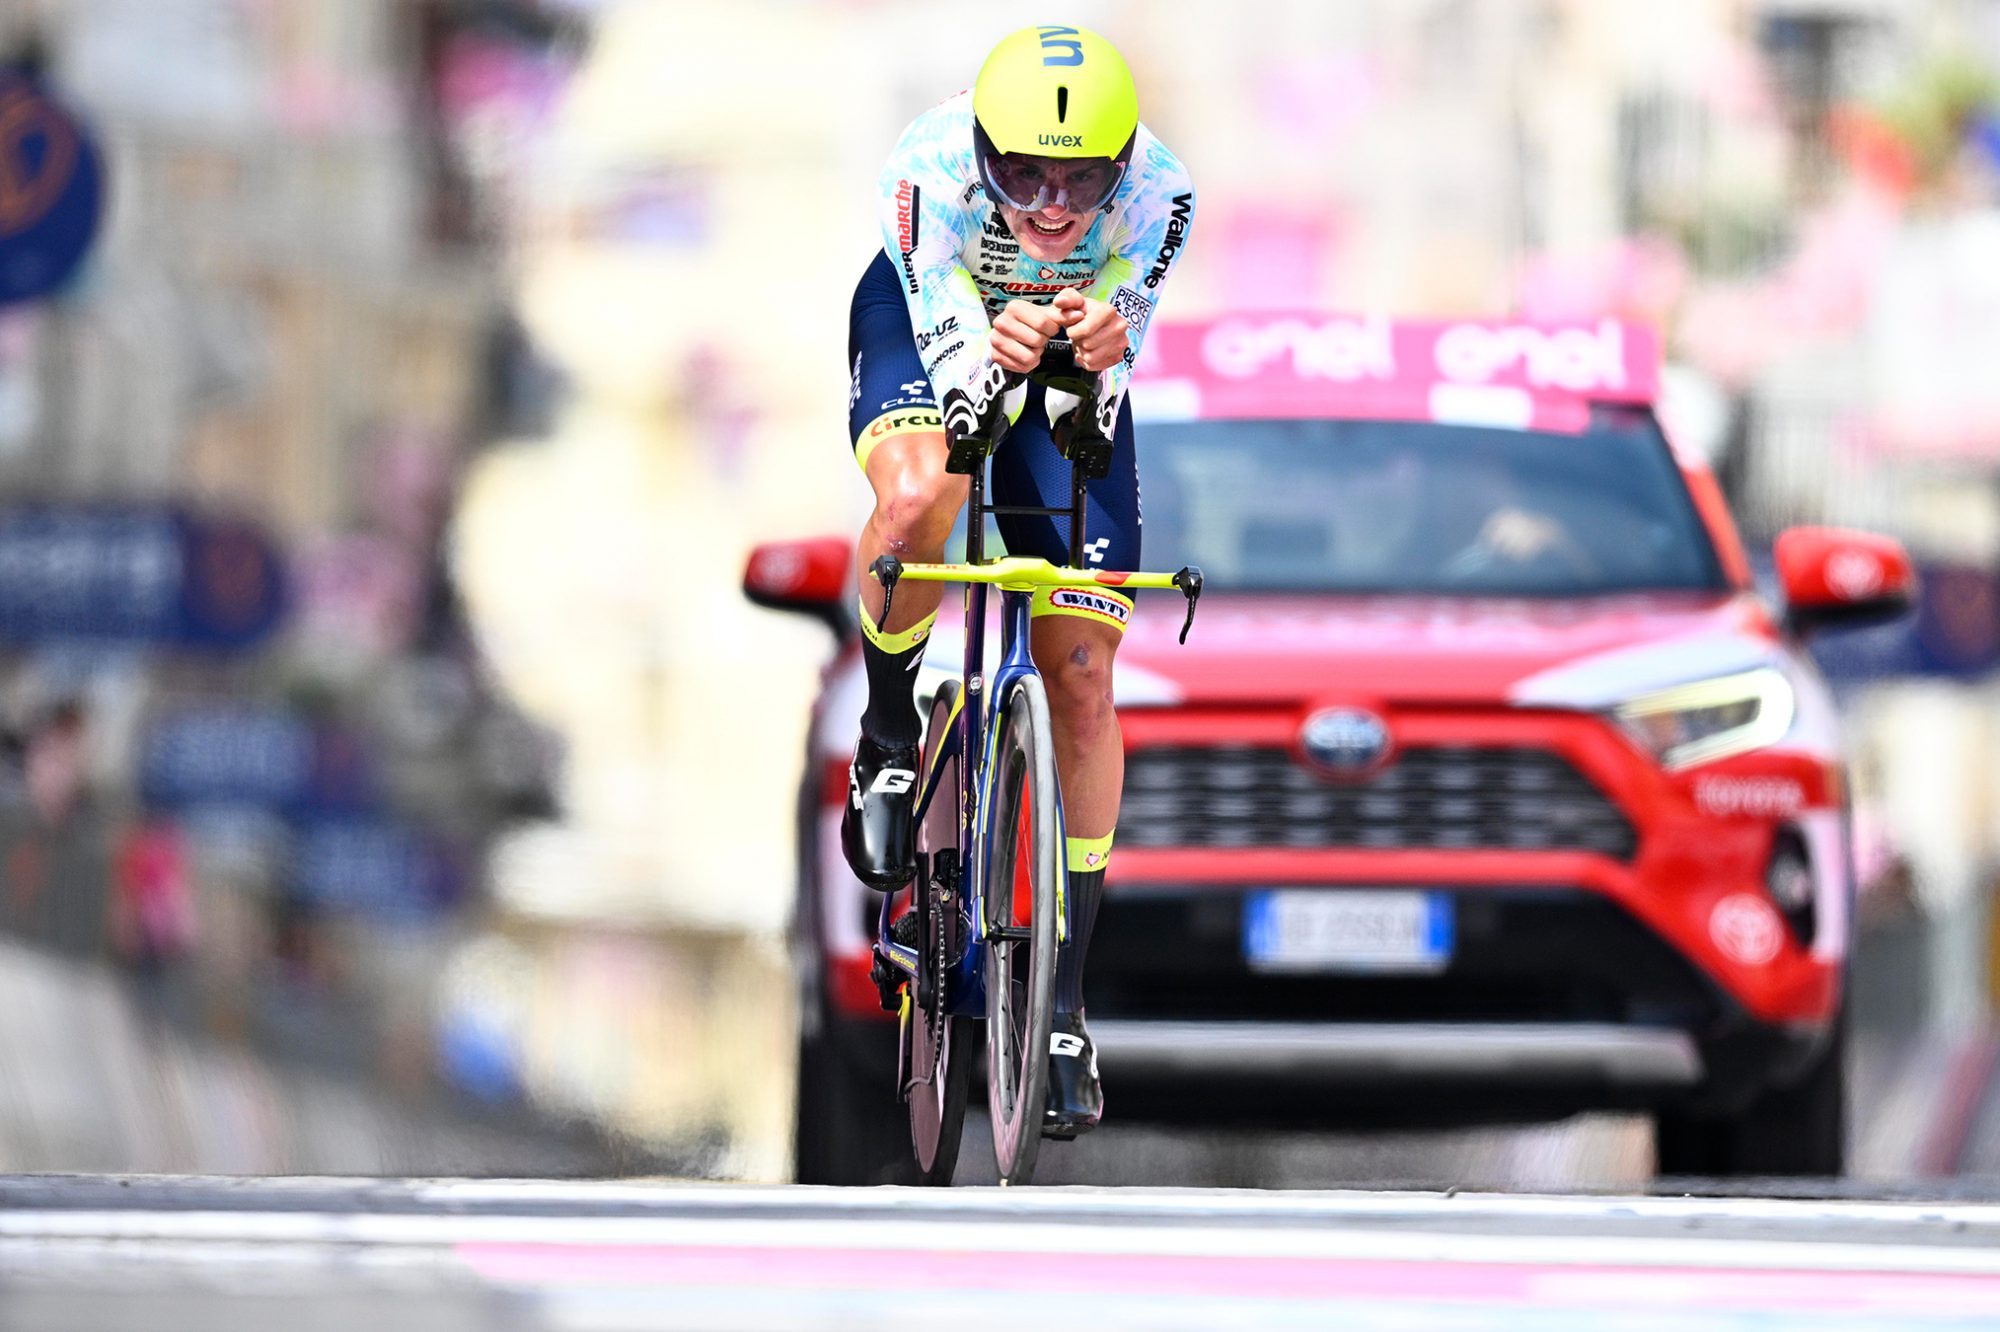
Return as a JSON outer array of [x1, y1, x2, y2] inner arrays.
[[1860, 851, 1927, 933], [0, 718, 27, 811], [107, 815, 196, 981], [24, 700, 87, 829], [1854, 850, 1931, 1036]]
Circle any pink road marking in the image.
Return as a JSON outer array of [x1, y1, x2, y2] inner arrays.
[[456, 1243, 2000, 1315]]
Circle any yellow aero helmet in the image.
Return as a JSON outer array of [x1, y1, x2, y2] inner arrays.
[[973, 25, 1137, 212]]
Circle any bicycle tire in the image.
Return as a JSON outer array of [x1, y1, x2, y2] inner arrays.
[[908, 680, 972, 1185], [981, 672, 1060, 1186]]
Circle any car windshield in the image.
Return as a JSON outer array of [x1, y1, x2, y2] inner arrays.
[[1137, 408, 1726, 595]]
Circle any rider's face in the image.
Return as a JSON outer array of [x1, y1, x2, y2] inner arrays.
[[1001, 202, 1088, 262]]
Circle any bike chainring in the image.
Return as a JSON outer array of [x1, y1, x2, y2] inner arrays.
[[920, 850, 960, 1075]]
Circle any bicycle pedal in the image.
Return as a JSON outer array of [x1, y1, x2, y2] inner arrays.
[[867, 948, 903, 1013]]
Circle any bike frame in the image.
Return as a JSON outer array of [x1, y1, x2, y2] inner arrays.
[[873, 450, 1198, 1027], [875, 459, 1050, 1024]]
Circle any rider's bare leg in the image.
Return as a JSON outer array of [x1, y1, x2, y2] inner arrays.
[[1031, 613, 1125, 841], [854, 431, 967, 749], [858, 432, 965, 634], [1034, 611, 1123, 1019]]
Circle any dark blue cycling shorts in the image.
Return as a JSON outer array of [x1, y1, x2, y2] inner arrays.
[[847, 250, 1140, 573]]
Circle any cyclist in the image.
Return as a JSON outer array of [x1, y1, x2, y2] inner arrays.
[[841, 24, 1194, 1136]]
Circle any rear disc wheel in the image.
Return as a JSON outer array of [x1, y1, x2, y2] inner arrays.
[[908, 681, 971, 1185]]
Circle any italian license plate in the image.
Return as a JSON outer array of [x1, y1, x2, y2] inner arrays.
[[1243, 890, 1453, 973]]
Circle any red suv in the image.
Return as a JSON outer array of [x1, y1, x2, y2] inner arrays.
[[747, 314, 1913, 1184]]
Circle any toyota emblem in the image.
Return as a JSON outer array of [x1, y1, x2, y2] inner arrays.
[[1300, 707, 1392, 775]]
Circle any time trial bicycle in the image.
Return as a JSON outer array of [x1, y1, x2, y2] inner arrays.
[[865, 373, 1201, 1186]]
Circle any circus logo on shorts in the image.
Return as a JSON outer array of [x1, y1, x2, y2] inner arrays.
[[868, 410, 941, 438]]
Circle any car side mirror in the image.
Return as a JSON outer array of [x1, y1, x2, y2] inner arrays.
[[743, 537, 852, 639], [1774, 525, 1915, 635]]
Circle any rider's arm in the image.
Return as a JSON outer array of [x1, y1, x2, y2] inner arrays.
[[876, 124, 999, 434], [1087, 133, 1195, 406]]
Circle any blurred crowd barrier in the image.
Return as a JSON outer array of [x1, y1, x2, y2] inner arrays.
[[0, 937, 622, 1175], [3, 0, 2000, 1175]]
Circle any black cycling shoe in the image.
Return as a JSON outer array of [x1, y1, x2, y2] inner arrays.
[[1042, 1011, 1103, 1139], [841, 734, 921, 889]]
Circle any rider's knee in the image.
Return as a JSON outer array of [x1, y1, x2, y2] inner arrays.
[[1042, 640, 1117, 740], [1032, 588, 1130, 744], [872, 447, 964, 549]]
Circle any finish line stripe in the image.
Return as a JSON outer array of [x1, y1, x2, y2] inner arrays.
[[5, 1210, 2000, 1276], [457, 1240, 2000, 1314]]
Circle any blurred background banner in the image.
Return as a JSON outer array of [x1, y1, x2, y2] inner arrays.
[[1812, 562, 2000, 683], [0, 504, 284, 646], [0, 69, 103, 306], [0, 0, 1997, 1184]]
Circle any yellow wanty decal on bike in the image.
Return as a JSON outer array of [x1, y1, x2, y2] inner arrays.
[[1030, 584, 1133, 633], [858, 599, 936, 655], [1066, 832, 1113, 873]]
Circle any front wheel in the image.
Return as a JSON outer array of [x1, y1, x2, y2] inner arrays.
[[981, 673, 1061, 1186]]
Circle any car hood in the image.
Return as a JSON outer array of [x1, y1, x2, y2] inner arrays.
[[1092, 590, 1783, 708], [819, 589, 1796, 754]]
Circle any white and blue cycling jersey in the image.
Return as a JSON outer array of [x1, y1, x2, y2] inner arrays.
[[847, 90, 1193, 572], [877, 89, 1194, 426]]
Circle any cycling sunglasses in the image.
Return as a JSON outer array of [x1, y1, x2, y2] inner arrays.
[[979, 151, 1127, 214]]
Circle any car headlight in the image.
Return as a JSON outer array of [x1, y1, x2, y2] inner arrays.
[[1611, 667, 1796, 771]]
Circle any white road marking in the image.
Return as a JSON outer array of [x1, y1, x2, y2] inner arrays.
[[407, 1180, 2000, 1231], [4, 1207, 2000, 1277]]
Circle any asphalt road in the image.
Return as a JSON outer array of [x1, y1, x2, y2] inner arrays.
[[4, 1176, 2000, 1331]]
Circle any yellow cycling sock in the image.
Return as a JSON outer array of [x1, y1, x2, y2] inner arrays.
[[858, 597, 936, 655], [1066, 831, 1114, 873]]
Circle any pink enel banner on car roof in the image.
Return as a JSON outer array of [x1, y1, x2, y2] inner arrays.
[[1129, 314, 1661, 429]]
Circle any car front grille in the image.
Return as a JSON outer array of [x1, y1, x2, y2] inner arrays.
[[1118, 744, 1637, 860]]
